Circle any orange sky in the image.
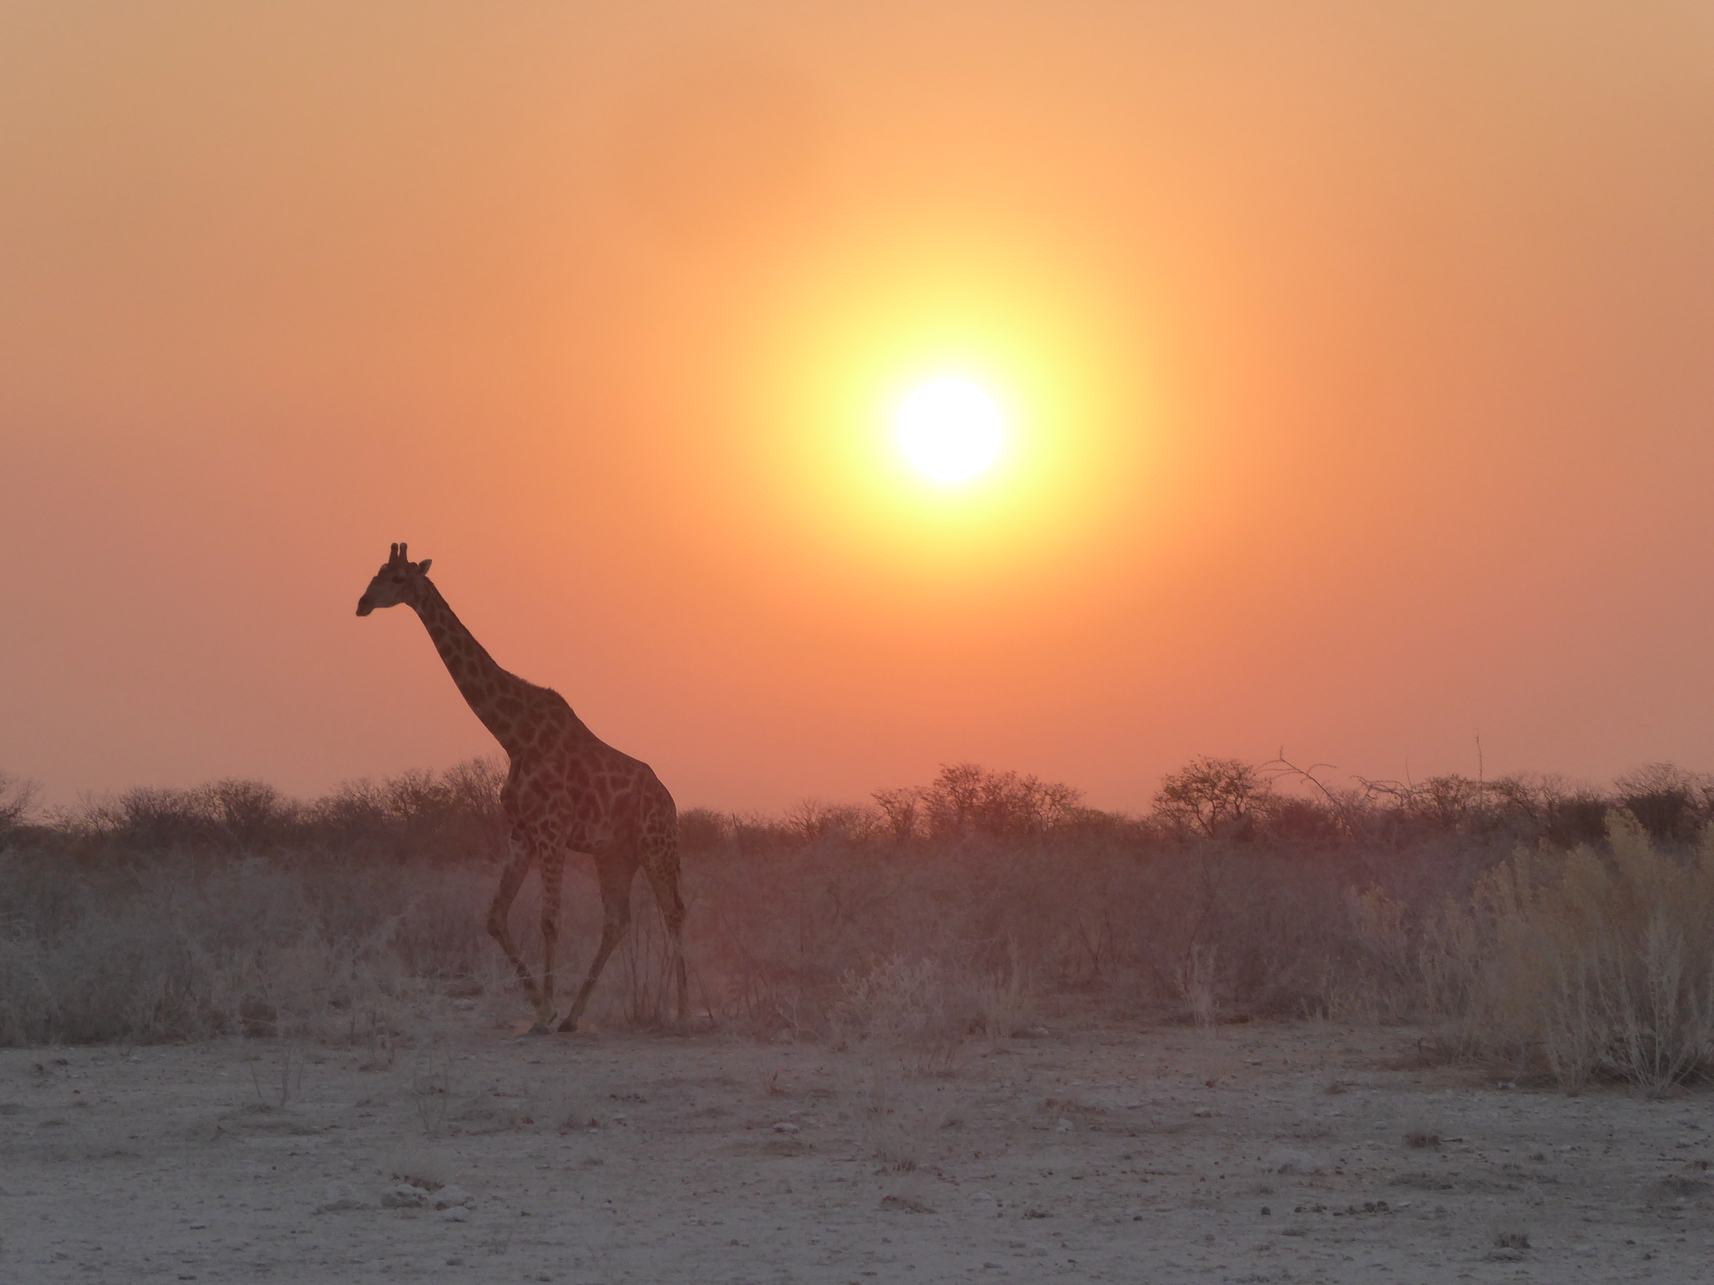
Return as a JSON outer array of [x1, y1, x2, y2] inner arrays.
[[5, 2, 1714, 812]]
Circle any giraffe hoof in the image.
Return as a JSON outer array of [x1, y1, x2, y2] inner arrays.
[[556, 1016, 578, 1034], [525, 1019, 555, 1037]]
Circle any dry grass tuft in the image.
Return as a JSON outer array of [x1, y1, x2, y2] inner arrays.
[[1421, 814, 1714, 1091]]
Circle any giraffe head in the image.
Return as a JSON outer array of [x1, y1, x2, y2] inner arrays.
[[355, 542, 433, 616]]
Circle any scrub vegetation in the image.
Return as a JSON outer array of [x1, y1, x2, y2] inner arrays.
[[3, 757, 1712, 1092]]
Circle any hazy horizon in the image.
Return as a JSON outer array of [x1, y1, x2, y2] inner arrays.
[[6, 2, 1714, 813]]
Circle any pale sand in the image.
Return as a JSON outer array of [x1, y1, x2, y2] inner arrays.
[[4, 1019, 1710, 1282]]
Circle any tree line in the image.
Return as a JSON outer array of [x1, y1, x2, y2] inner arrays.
[[5, 755, 1713, 859]]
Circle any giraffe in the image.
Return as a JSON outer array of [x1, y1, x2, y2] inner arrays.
[[355, 542, 687, 1034]]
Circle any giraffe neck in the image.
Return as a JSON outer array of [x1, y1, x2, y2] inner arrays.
[[409, 580, 538, 754]]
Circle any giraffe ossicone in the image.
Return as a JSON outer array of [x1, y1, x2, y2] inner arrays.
[[356, 543, 687, 1032]]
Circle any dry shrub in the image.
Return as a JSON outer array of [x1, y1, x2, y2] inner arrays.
[[599, 893, 682, 1028], [690, 838, 1118, 1040], [0, 822, 1448, 1050], [31, 763, 1701, 1094], [0, 848, 481, 1046], [833, 956, 965, 1069], [1178, 945, 1219, 1027], [1424, 814, 1714, 1090], [16, 760, 1713, 1050], [1320, 888, 1418, 1023], [0, 770, 38, 836]]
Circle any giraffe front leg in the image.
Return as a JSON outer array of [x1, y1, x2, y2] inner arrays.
[[487, 834, 543, 1014], [558, 860, 633, 1033], [532, 853, 564, 1033]]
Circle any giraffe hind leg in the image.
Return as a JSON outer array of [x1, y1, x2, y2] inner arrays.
[[557, 857, 635, 1033], [642, 837, 689, 1024]]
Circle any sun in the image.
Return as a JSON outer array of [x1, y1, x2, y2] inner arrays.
[[893, 374, 1007, 485]]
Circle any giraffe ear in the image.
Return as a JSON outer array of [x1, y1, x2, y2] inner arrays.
[[415, 558, 432, 575]]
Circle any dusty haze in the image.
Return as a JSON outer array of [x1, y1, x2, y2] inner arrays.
[[5, 2, 1714, 809]]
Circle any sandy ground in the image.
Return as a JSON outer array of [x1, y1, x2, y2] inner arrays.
[[4, 1015, 1712, 1284]]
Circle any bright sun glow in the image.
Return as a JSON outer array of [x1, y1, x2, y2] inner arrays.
[[894, 375, 1007, 485]]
